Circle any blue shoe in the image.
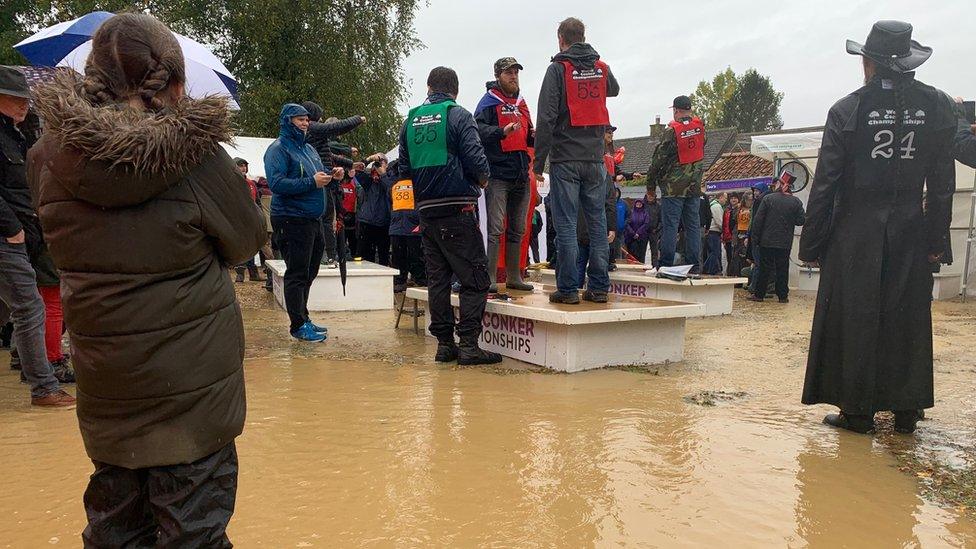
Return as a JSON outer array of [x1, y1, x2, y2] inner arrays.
[[291, 324, 326, 342], [307, 320, 328, 334]]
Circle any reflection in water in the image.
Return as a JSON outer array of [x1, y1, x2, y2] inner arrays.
[[1, 356, 975, 547], [793, 433, 976, 548]]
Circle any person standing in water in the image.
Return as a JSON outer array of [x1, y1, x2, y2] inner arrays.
[[30, 13, 265, 544], [799, 20, 957, 435]]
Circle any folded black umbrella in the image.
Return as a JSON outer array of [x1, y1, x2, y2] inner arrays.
[[336, 222, 348, 295]]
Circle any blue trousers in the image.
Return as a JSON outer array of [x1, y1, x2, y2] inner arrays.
[[549, 161, 610, 294], [660, 196, 701, 271]]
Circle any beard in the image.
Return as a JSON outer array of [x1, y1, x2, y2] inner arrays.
[[499, 81, 519, 96]]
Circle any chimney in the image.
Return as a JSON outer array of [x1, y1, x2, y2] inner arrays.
[[650, 115, 665, 139]]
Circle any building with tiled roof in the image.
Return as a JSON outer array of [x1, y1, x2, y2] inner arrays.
[[616, 123, 740, 199], [616, 126, 738, 176], [703, 152, 775, 193]]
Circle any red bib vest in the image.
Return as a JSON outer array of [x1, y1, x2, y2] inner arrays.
[[341, 180, 357, 213], [491, 91, 532, 153], [603, 153, 615, 177], [561, 60, 610, 127], [668, 117, 705, 165]]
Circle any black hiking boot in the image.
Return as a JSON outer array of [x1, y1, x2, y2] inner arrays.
[[778, 297, 790, 303], [823, 412, 875, 434], [549, 291, 580, 305], [434, 341, 458, 363], [264, 268, 274, 292], [893, 410, 921, 434], [51, 356, 76, 384], [457, 340, 502, 366], [582, 290, 608, 303]]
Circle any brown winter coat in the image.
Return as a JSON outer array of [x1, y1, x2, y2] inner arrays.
[[28, 73, 266, 468]]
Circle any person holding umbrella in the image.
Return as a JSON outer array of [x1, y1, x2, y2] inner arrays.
[[28, 13, 265, 545]]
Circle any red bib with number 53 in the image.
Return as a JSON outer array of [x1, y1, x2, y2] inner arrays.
[[392, 180, 415, 211], [561, 60, 610, 127]]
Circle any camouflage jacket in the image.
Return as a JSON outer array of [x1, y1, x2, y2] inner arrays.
[[647, 123, 704, 198]]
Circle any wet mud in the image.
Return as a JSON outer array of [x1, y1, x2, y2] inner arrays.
[[1, 283, 975, 547]]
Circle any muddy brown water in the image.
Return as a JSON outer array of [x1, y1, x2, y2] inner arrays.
[[1, 287, 975, 547]]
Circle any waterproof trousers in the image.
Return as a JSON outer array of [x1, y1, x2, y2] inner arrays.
[[82, 442, 238, 548], [272, 216, 325, 333]]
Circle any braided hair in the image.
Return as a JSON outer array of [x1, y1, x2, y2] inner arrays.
[[81, 13, 186, 111]]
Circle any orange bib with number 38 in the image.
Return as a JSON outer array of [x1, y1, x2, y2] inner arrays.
[[392, 180, 415, 211]]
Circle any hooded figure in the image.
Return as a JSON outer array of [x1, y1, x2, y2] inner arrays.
[[799, 21, 957, 434], [535, 17, 621, 304], [265, 103, 333, 341], [29, 65, 265, 469], [265, 103, 327, 219]]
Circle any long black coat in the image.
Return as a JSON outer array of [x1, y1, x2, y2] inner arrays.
[[798, 75, 957, 415]]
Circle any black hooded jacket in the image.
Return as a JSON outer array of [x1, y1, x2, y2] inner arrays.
[[301, 101, 364, 171], [0, 113, 35, 238], [534, 43, 619, 174]]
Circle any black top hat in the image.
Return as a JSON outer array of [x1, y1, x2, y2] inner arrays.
[[846, 20, 932, 73], [0, 66, 31, 99]]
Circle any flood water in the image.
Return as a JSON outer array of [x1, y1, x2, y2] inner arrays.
[[1, 291, 975, 547]]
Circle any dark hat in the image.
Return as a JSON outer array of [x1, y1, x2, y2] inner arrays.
[[671, 95, 692, 110], [846, 20, 932, 73], [233, 157, 248, 166], [0, 66, 30, 99], [494, 57, 524, 76], [606, 125, 617, 133]]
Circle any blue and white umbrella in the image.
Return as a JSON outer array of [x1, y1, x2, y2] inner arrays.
[[14, 11, 240, 109]]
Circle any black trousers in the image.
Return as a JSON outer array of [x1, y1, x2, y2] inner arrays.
[[755, 246, 790, 300], [358, 222, 390, 266], [272, 215, 325, 333], [421, 208, 490, 343], [322, 206, 337, 261], [391, 235, 426, 286], [82, 442, 238, 548]]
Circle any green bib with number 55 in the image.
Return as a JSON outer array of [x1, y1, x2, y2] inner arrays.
[[406, 100, 455, 169]]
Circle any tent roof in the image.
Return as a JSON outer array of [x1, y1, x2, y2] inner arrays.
[[750, 131, 823, 160]]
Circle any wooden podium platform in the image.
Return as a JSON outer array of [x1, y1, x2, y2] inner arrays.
[[404, 285, 703, 372], [534, 269, 747, 316], [266, 260, 399, 312]]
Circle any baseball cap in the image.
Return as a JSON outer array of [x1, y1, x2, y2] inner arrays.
[[233, 157, 248, 166], [494, 57, 524, 76], [671, 95, 693, 110]]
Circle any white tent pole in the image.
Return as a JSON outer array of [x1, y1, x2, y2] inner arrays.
[[962, 171, 976, 303]]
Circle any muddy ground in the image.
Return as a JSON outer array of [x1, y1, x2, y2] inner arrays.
[[0, 281, 974, 546]]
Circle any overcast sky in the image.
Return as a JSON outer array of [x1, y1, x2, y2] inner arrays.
[[399, 0, 973, 138]]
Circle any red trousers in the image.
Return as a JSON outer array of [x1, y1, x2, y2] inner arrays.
[[38, 285, 63, 362]]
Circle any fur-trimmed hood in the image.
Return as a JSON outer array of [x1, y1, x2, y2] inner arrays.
[[30, 71, 234, 208]]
